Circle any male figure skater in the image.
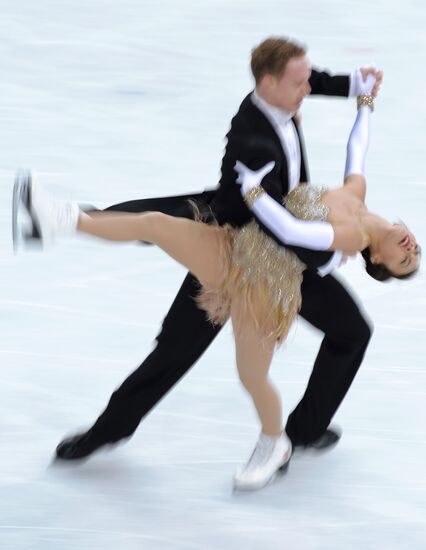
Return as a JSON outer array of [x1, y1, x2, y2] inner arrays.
[[55, 38, 381, 466]]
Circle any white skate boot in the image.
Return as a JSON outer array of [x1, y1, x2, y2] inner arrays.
[[233, 432, 292, 491], [12, 170, 79, 249]]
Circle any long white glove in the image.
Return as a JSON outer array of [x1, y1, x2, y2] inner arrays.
[[235, 161, 334, 251], [350, 68, 378, 96], [344, 73, 376, 179], [236, 160, 276, 194]]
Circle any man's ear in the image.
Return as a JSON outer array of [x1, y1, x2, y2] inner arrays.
[[260, 73, 274, 90]]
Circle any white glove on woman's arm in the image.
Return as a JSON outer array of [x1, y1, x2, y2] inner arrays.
[[235, 161, 335, 251], [344, 73, 376, 179]]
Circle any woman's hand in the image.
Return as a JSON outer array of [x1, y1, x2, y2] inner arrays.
[[234, 160, 275, 194], [359, 67, 383, 97], [354, 71, 377, 96]]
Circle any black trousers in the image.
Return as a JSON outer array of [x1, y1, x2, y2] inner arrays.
[[85, 194, 372, 446]]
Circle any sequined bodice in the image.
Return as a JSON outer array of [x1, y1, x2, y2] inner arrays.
[[283, 184, 329, 222]]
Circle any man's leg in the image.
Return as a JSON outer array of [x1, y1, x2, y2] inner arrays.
[[56, 271, 223, 459], [103, 190, 216, 217], [56, 191, 219, 459], [285, 271, 372, 447]]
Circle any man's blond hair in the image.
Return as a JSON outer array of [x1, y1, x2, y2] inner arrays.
[[251, 37, 306, 85]]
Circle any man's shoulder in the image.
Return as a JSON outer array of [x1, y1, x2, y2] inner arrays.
[[230, 92, 275, 136], [239, 92, 255, 111], [230, 93, 256, 126]]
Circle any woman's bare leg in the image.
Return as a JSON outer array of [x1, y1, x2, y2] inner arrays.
[[78, 211, 226, 289], [230, 295, 282, 436]]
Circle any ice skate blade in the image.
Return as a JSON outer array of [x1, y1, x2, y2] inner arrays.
[[12, 170, 42, 253]]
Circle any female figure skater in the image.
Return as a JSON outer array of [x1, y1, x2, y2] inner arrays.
[[13, 74, 419, 490]]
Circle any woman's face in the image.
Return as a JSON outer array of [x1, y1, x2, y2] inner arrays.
[[374, 223, 420, 276]]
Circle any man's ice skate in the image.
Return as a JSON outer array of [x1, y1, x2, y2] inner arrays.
[[12, 169, 79, 250], [292, 426, 342, 455], [233, 432, 292, 491]]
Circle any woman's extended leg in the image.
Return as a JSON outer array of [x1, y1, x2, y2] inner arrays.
[[16, 172, 227, 290], [78, 211, 226, 290]]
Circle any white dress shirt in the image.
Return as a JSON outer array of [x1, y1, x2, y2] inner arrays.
[[251, 91, 301, 192]]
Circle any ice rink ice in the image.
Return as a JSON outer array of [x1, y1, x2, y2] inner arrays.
[[0, 1, 425, 549]]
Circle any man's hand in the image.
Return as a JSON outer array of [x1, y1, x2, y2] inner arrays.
[[358, 66, 383, 97]]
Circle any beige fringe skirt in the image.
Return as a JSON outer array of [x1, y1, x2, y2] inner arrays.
[[196, 220, 306, 344]]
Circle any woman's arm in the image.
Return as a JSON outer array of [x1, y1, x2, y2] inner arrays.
[[343, 72, 376, 200], [235, 161, 336, 251], [236, 162, 366, 253], [330, 75, 376, 250]]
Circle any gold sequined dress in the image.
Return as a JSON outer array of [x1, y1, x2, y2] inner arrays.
[[197, 184, 329, 343]]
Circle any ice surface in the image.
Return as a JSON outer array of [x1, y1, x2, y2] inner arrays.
[[0, 1, 425, 549]]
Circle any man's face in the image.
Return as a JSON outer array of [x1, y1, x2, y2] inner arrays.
[[268, 55, 312, 112]]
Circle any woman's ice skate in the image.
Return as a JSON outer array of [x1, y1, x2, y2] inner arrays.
[[233, 432, 292, 491], [12, 170, 79, 251]]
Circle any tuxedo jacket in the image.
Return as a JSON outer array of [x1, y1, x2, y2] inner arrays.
[[206, 68, 350, 271]]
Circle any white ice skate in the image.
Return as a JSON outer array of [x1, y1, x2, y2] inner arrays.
[[12, 170, 79, 250], [12, 170, 39, 251], [233, 432, 292, 491]]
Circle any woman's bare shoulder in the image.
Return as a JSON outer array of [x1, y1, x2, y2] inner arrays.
[[343, 174, 366, 201]]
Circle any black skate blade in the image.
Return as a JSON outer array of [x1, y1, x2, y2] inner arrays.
[[12, 170, 42, 253]]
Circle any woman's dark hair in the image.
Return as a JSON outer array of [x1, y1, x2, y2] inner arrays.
[[361, 247, 420, 282]]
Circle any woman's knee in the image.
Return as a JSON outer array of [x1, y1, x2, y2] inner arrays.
[[141, 211, 182, 247], [238, 370, 266, 396], [144, 211, 169, 230]]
